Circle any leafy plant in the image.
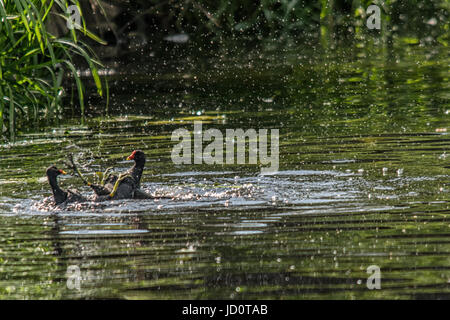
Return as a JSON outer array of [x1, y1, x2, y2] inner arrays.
[[0, 0, 107, 141]]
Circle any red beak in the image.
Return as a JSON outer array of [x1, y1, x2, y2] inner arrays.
[[58, 169, 67, 174], [127, 151, 136, 161]]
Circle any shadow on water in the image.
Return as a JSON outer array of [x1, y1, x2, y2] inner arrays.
[[0, 39, 448, 299]]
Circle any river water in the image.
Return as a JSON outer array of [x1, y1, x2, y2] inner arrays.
[[0, 39, 448, 299]]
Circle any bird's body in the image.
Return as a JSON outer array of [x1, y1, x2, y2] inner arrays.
[[110, 150, 145, 198], [94, 150, 147, 201], [46, 166, 86, 205], [67, 150, 168, 202], [89, 174, 118, 196]]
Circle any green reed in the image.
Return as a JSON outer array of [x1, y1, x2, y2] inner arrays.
[[0, 0, 107, 142]]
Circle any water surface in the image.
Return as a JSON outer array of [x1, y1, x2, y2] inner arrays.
[[0, 40, 448, 299]]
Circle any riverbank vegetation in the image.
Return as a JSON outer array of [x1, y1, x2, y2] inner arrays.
[[0, 0, 106, 142]]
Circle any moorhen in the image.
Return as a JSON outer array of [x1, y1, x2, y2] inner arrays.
[[46, 166, 86, 205], [69, 150, 162, 201], [107, 150, 146, 199], [87, 150, 147, 201], [110, 150, 172, 200], [125, 149, 145, 189]]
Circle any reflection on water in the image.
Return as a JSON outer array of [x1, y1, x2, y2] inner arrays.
[[0, 40, 448, 299]]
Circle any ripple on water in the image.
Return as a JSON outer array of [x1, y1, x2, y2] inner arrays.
[[59, 229, 149, 235], [4, 169, 375, 216], [0, 42, 448, 300]]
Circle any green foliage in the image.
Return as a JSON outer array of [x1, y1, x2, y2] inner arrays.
[[120, 0, 448, 39], [0, 0, 106, 141], [125, 0, 321, 36]]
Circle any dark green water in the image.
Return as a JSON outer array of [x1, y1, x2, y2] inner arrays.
[[0, 40, 448, 299]]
